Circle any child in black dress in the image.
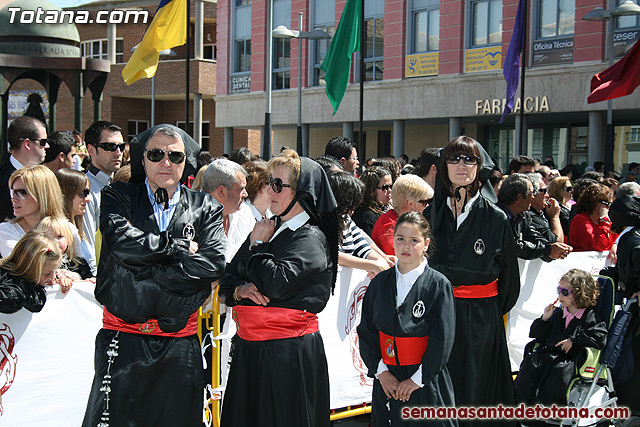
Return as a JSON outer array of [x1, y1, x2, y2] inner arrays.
[[515, 269, 607, 405]]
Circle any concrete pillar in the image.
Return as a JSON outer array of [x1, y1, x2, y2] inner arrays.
[[194, 0, 204, 60], [224, 127, 234, 154], [515, 115, 529, 156], [588, 111, 606, 167], [93, 97, 101, 123], [107, 23, 116, 65], [193, 93, 203, 146], [342, 122, 354, 141], [301, 123, 309, 157], [393, 120, 405, 159], [449, 117, 462, 140]]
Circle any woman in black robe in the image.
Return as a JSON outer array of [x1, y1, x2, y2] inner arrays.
[[219, 149, 338, 427], [358, 212, 457, 426], [424, 136, 520, 425]]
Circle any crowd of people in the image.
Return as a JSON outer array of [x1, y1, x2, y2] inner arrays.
[[0, 117, 639, 426]]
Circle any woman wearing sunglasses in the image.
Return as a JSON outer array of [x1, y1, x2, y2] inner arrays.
[[424, 136, 520, 424], [55, 168, 96, 276], [352, 166, 393, 236], [371, 174, 433, 256], [567, 183, 618, 253], [219, 149, 338, 427], [0, 165, 66, 258], [548, 176, 573, 237]]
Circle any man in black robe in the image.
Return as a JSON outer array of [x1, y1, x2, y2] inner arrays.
[[82, 125, 226, 427]]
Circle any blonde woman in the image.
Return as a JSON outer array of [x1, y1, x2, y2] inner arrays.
[[0, 165, 65, 257], [371, 174, 434, 255]]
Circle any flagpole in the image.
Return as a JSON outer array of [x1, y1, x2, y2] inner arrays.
[[186, 0, 191, 137], [358, 0, 364, 166], [518, 0, 527, 154]]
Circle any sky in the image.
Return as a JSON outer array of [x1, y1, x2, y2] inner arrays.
[[49, 0, 97, 7]]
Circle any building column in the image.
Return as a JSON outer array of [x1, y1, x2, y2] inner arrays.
[[393, 120, 405, 159], [301, 123, 309, 157], [343, 122, 354, 141], [515, 115, 529, 156], [193, 93, 203, 146], [0, 92, 7, 158], [224, 127, 234, 154], [588, 111, 606, 167], [93, 95, 102, 123], [449, 117, 462, 140], [74, 96, 82, 134], [194, 0, 204, 60], [49, 101, 56, 132], [107, 23, 117, 64]]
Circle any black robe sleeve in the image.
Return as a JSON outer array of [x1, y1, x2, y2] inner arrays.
[[570, 310, 607, 352], [0, 269, 46, 313], [498, 215, 521, 314]]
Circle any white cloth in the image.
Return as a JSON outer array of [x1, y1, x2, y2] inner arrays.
[[9, 155, 24, 171], [376, 259, 429, 388], [270, 211, 310, 241], [0, 221, 25, 257], [243, 199, 271, 222], [446, 190, 481, 230], [82, 166, 111, 275], [227, 203, 257, 263]]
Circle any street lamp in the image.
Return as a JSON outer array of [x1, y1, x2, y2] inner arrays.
[[130, 45, 177, 126], [584, 0, 640, 172], [272, 14, 330, 156]]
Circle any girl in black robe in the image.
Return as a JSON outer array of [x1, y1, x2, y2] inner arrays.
[[219, 151, 338, 427], [515, 269, 607, 405], [425, 137, 520, 426], [358, 212, 457, 426]]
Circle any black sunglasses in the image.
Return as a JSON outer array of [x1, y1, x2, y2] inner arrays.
[[267, 176, 292, 193], [21, 137, 47, 147], [418, 199, 429, 207], [94, 142, 126, 152], [601, 200, 612, 208], [77, 188, 91, 198], [557, 286, 572, 297], [565, 186, 573, 192], [538, 188, 548, 194], [10, 188, 30, 200], [145, 149, 186, 164], [445, 155, 479, 166], [376, 184, 393, 191]]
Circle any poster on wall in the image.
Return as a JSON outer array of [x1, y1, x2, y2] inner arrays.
[[532, 37, 574, 66], [464, 46, 502, 73], [614, 29, 640, 57], [405, 52, 439, 77], [8, 90, 49, 121]]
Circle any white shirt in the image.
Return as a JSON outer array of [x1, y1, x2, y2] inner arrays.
[[616, 226, 634, 244], [9, 155, 24, 171], [227, 203, 257, 262], [82, 166, 112, 275], [447, 190, 481, 230], [0, 221, 25, 258], [376, 258, 429, 388], [270, 211, 310, 241]]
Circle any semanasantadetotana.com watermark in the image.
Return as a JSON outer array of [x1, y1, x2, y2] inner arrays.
[[7, 7, 149, 25]]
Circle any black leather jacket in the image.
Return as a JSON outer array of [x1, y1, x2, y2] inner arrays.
[[0, 268, 46, 313], [96, 181, 227, 333]]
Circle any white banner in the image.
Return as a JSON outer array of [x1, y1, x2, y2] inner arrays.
[[0, 281, 102, 427], [319, 267, 373, 409], [507, 252, 608, 371]]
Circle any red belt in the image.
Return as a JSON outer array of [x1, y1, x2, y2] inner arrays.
[[452, 279, 498, 298], [232, 305, 319, 341], [102, 308, 198, 337], [379, 331, 429, 366]]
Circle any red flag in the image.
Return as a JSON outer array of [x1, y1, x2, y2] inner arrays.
[[588, 40, 640, 103]]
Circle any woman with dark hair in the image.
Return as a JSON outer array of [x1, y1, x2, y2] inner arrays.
[[243, 160, 272, 220], [352, 166, 392, 236], [327, 170, 392, 277], [568, 184, 618, 252], [219, 149, 338, 427], [559, 163, 579, 180], [425, 136, 520, 422], [372, 157, 401, 182]]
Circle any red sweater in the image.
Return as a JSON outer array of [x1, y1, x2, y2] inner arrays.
[[567, 212, 618, 252], [371, 209, 398, 256]]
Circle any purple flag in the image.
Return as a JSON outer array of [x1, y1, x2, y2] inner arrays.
[[500, 0, 526, 123]]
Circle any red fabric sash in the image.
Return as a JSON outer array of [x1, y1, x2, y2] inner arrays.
[[102, 308, 198, 337], [379, 331, 429, 366], [452, 279, 498, 299], [232, 305, 319, 341]]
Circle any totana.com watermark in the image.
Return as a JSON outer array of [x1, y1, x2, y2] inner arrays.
[[7, 7, 149, 25]]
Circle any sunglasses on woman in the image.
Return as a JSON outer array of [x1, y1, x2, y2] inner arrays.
[[376, 184, 393, 191], [601, 200, 611, 208], [145, 149, 186, 164], [77, 189, 91, 198], [565, 186, 573, 192], [445, 155, 479, 166], [10, 188, 30, 201], [557, 286, 572, 297], [267, 176, 292, 193]]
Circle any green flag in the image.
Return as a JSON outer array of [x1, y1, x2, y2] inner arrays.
[[320, 0, 361, 115]]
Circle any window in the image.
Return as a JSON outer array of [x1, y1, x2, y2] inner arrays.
[[629, 126, 640, 143], [413, 8, 440, 52], [176, 121, 211, 151], [233, 1, 251, 74], [311, 0, 335, 86], [364, 17, 384, 81], [617, 0, 640, 28], [538, 0, 575, 39], [204, 44, 217, 60], [377, 130, 391, 157], [81, 38, 124, 63], [273, 38, 291, 90], [470, 0, 502, 46], [235, 39, 251, 72], [127, 120, 148, 142]]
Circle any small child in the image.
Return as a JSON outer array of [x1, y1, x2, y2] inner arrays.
[[358, 212, 457, 426], [0, 230, 62, 313], [515, 269, 608, 405], [34, 216, 94, 290]]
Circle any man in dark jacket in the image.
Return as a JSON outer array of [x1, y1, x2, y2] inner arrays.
[[82, 125, 227, 427]]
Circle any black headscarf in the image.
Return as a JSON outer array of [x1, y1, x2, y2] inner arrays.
[[610, 195, 640, 229], [128, 124, 201, 185], [289, 158, 339, 293]]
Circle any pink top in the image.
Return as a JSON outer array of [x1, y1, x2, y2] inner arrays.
[[563, 307, 585, 328]]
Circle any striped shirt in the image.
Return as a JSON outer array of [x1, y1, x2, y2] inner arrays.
[[341, 218, 373, 259]]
